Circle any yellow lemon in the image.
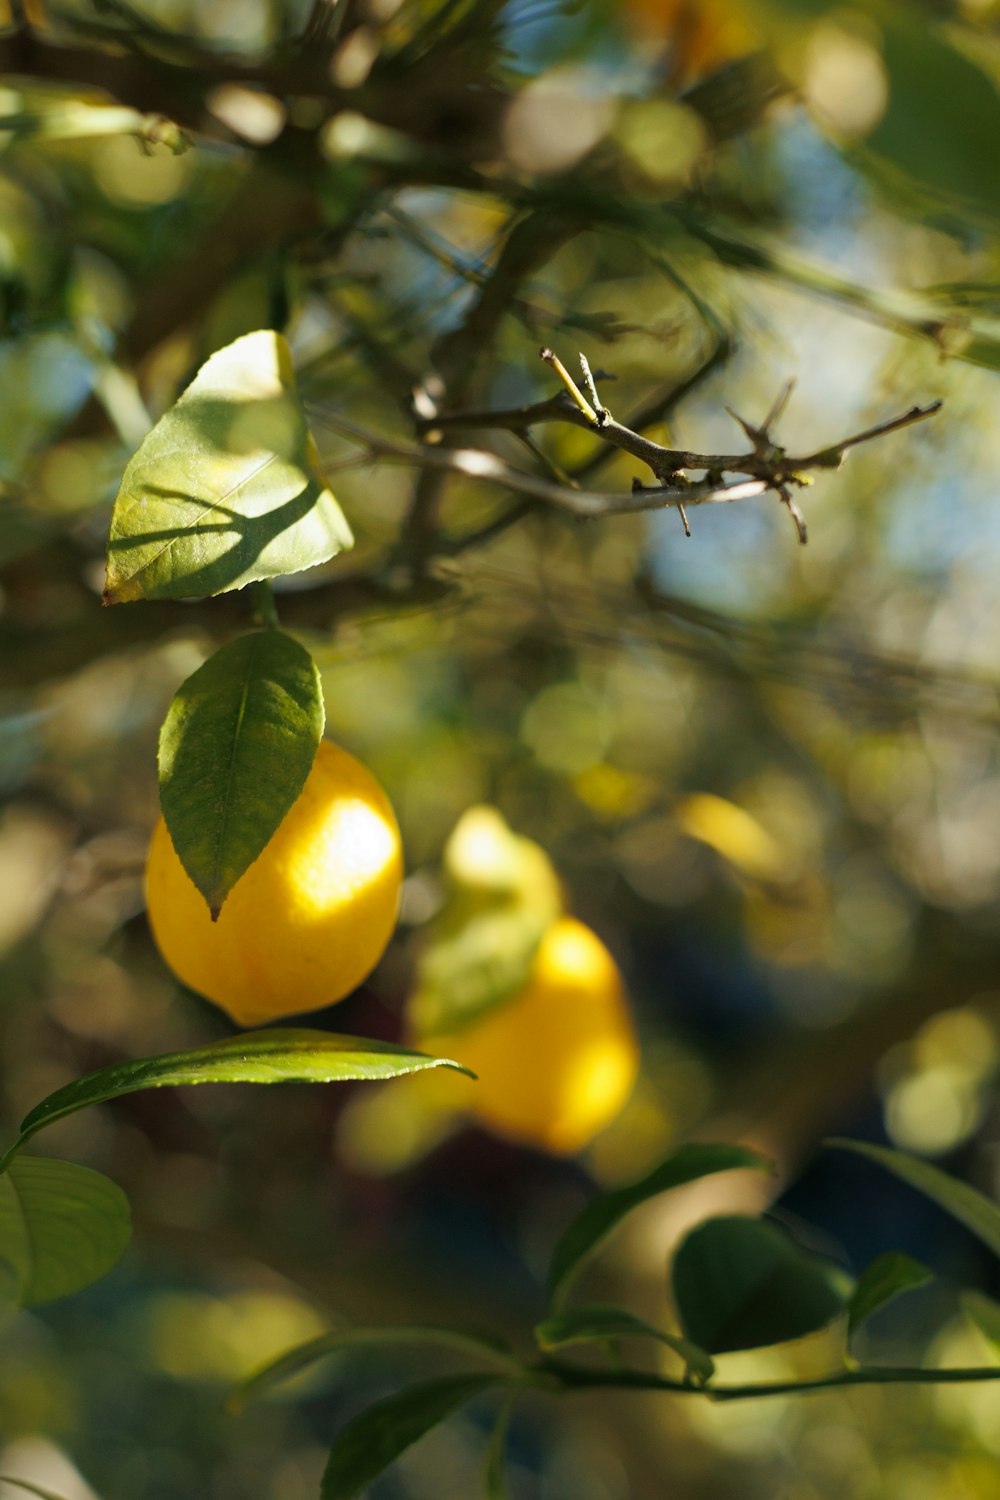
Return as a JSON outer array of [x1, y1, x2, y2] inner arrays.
[[146, 739, 403, 1027], [419, 917, 639, 1155]]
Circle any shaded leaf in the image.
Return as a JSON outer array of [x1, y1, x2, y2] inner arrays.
[[536, 1305, 714, 1384], [104, 329, 352, 604], [548, 1142, 771, 1307], [847, 1251, 931, 1342], [671, 1215, 853, 1355], [829, 1139, 1000, 1260], [13, 1031, 472, 1153], [961, 1290, 1000, 1362], [483, 1392, 517, 1500], [321, 1374, 500, 1500], [0, 1156, 130, 1307], [158, 630, 324, 916], [231, 1325, 520, 1414]]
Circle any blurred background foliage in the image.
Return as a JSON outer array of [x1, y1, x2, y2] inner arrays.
[[3, 0, 1000, 1494]]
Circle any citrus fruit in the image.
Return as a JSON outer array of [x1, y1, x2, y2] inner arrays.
[[417, 917, 639, 1155], [146, 739, 403, 1027]]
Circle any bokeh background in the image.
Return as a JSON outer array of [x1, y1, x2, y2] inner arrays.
[[3, 0, 1000, 1495]]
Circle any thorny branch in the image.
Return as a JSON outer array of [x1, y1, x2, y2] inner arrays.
[[404, 348, 942, 545]]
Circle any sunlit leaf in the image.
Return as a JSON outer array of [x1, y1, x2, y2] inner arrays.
[[12, 1031, 472, 1152], [847, 1251, 931, 1342], [0, 1156, 130, 1307], [547, 1142, 771, 1307], [104, 329, 352, 603], [671, 1215, 853, 1354], [321, 1374, 500, 1500], [231, 1325, 520, 1414], [535, 1304, 715, 1383], [829, 1140, 1000, 1260], [158, 630, 324, 916]]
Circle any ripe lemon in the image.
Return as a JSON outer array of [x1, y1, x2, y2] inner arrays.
[[418, 917, 639, 1155], [146, 739, 403, 1027]]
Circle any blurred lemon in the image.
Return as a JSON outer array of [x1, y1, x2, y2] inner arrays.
[[146, 739, 403, 1027], [419, 917, 639, 1155]]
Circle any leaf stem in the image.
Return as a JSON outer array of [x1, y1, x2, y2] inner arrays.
[[252, 580, 281, 630]]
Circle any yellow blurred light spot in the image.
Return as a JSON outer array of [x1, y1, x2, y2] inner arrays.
[[521, 681, 613, 774], [206, 85, 286, 145], [803, 22, 888, 138], [914, 1006, 998, 1076], [92, 136, 191, 208], [616, 99, 707, 188], [337, 1067, 472, 1175], [885, 1067, 980, 1156], [146, 1290, 327, 1384], [676, 792, 786, 882], [573, 763, 657, 820]]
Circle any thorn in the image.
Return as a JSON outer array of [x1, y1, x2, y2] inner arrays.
[[677, 502, 691, 537], [762, 378, 795, 434], [726, 405, 761, 445]]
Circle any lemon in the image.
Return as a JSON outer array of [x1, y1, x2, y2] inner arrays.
[[146, 739, 403, 1027], [418, 917, 639, 1155]]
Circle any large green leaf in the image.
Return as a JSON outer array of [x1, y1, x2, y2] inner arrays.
[[535, 1305, 714, 1384], [231, 1325, 520, 1414], [847, 1251, 931, 1343], [321, 1374, 500, 1500], [0, 1156, 130, 1307], [671, 1215, 853, 1355], [547, 1143, 771, 1308], [104, 329, 352, 604], [158, 631, 324, 916], [8, 1031, 471, 1158], [829, 1140, 1000, 1260]]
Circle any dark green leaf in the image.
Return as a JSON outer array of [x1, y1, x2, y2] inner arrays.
[[829, 1140, 1000, 1259], [0, 1156, 130, 1307], [13, 1031, 472, 1154], [847, 1251, 931, 1342], [231, 1325, 520, 1414], [961, 1290, 1000, 1361], [483, 1392, 517, 1500], [158, 630, 324, 916], [104, 329, 352, 604], [547, 1143, 771, 1307], [671, 1215, 853, 1355], [321, 1374, 499, 1500], [535, 1305, 714, 1383]]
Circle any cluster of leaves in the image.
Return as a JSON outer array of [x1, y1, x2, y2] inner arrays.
[[227, 1138, 1000, 1499]]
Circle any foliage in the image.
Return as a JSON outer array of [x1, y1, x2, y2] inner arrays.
[[2, 0, 1000, 1496]]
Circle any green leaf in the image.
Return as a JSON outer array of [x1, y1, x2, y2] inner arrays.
[[547, 1143, 771, 1308], [10, 1031, 472, 1157], [0, 1477, 75, 1500], [158, 630, 324, 917], [961, 1290, 1000, 1362], [408, 806, 563, 1037], [104, 329, 352, 604], [671, 1215, 853, 1355], [231, 1325, 521, 1414], [0, 1156, 130, 1307], [535, 1305, 715, 1384], [829, 1140, 1000, 1260], [321, 1373, 500, 1500], [483, 1392, 517, 1500], [847, 1251, 932, 1342]]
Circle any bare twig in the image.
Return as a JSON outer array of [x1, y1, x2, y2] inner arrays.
[[414, 349, 942, 544]]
